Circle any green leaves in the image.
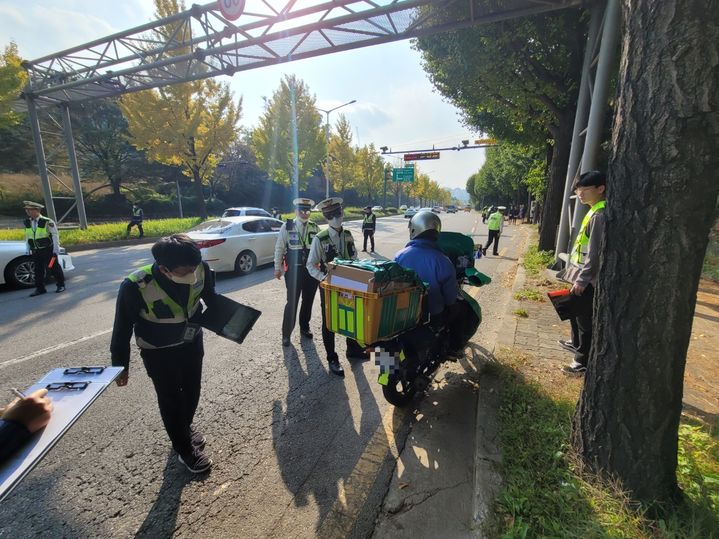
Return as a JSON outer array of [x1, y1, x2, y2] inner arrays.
[[0, 42, 27, 129]]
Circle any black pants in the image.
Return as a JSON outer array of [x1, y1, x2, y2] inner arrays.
[[363, 230, 375, 251], [141, 338, 204, 456], [282, 266, 318, 338], [127, 219, 144, 237], [569, 284, 595, 367], [484, 230, 500, 255], [32, 247, 65, 291], [319, 286, 365, 361]]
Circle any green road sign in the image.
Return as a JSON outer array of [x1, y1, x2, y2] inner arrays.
[[392, 167, 415, 182]]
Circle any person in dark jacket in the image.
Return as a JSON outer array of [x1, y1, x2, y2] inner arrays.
[[110, 234, 219, 473], [0, 389, 53, 464], [361, 206, 377, 252]]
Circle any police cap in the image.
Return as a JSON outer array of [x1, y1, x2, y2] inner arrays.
[[23, 200, 44, 209], [293, 198, 315, 211], [315, 197, 343, 216]]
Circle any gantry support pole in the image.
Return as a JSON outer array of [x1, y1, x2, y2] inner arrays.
[[60, 103, 88, 229], [25, 96, 57, 222]]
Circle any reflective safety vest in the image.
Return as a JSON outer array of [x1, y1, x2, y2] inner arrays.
[[132, 206, 143, 219], [127, 264, 205, 349], [317, 228, 355, 271], [285, 219, 318, 269], [486, 212, 502, 231], [24, 216, 53, 250], [362, 213, 376, 231], [570, 200, 606, 266]]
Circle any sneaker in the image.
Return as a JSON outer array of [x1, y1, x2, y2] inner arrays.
[[561, 363, 586, 376], [30, 289, 47, 297], [557, 340, 578, 353], [178, 448, 212, 473], [56, 285, 66, 293], [190, 426, 206, 450]]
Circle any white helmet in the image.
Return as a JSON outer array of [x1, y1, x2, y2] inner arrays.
[[409, 210, 442, 240]]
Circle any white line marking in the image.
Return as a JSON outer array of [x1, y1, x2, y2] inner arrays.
[[0, 329, 112, 370]]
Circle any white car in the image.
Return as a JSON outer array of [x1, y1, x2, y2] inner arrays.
[[371, 205, 383, 212], [1, 241, 75, 288], [404, 207, 418, 219], [187, 216, 283, 275], [221, 207, 272, 218], [399, 205, 408, 211]]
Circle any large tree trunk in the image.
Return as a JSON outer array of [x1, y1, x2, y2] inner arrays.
[[191, 166, 208, 219], [538, 112, 574, 250], [573, 0, 719, 503]]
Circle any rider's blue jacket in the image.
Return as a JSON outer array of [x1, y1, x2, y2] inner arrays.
[[395, 238, 458, 315]]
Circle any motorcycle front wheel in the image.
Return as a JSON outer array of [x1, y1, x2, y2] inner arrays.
[[382, 373, 417, 407]]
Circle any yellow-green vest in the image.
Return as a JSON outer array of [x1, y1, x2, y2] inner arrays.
[[286, 219, 318, 268], [487, 212, 502, 231], [24, 216, 53, 250], [570, 200, 606, 266], [127, 264, 205, 349], [362, 213, 376, 230], [317, 228, 355, 271]]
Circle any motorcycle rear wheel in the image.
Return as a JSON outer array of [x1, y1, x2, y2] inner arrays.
[[382, 373, 416, 407]]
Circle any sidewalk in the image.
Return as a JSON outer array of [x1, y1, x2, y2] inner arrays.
[[498, 256, 719, 422]]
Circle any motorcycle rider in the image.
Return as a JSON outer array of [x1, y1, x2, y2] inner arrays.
[[394, 211, 462, 355]]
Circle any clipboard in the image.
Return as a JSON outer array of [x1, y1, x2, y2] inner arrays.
[[547, 289, 580, 320], [0, 366, 123, 502], [199, 295, 262, 344]]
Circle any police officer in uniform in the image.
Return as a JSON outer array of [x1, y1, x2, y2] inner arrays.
[[482, 206, 504, 256], [110, 234, 219, 473], [274, 198, 319, 347], [361, 205, 377, 252], [127, 203, 144, 238], [307, 197, 367, 377], [23, 201, 66, 296]]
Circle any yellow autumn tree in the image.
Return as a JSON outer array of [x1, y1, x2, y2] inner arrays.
[[0, 41, 28, 128], [120, 0, 241, 218]]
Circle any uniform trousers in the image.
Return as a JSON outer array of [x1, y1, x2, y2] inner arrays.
[[32, 247, 65, 291], [282, 266, 318, 338], [569, 284, 595, 367], [363, 230, 375, 251], [127, 219, 144, 237], [141, 338, 203, 456], [318, 285, 366, 361], [484, 230, 500, 255]]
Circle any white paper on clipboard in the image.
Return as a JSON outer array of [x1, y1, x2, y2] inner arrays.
[[0, 366, 123, 502]]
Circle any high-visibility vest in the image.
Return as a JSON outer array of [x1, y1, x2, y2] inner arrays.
[[362, 213, 376, 230], [487, 212, 502, 231], [132, 207, 143, 219], [127, 263, 205, 349], [24, 216, 53, 250], [316, 228, 355, 272], [285, 219, 318, 268], [570, 200, 606, 266]]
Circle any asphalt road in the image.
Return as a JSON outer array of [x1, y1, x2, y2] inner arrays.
[[0, 212, 524, 538]]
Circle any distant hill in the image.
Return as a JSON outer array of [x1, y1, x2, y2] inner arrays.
[[451, 188, 470, 202]]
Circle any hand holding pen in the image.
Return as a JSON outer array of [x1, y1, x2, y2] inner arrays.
[[2, 388, 54, 433]]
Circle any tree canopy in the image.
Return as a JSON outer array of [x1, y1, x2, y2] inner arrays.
[[0, 42, 26, 129]]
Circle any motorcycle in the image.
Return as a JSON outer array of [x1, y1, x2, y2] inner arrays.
[[372, 231, 491, 407]]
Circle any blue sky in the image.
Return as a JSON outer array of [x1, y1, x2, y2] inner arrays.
[[0, 0, 487, 190]]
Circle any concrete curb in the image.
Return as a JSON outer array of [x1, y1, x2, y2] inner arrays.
[[495, 257, 528, 351]]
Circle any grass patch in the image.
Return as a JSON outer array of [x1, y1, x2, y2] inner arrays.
[[514, 288, 545, 302], [523, 245, 555, 277], [0, 217, 204, 246], [513, 309, 529, 318], [491, 354, 719, 538], [703, 255, 719, 283]]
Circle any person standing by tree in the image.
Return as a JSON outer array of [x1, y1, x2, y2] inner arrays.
[[271, 207, 281, 220], [482, 206, 504, 256], [361, 205, 377, 252], [126, 203, 144, 239], [274, 198, 319, 347], [559, 171, 606, 375], [23, 201, 66, 296]]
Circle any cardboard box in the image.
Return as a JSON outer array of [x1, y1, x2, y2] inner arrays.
[[326, 262, 379, 293]]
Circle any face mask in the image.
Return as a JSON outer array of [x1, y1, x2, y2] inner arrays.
[[297, 213, 309, 223], [328, 216, 343, 228], [166, 269, 197, 285]]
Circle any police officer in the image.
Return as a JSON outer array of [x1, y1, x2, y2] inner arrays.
[[361, 205, 377, 252], [127, 203, 144, 238], [307, 197, 367, 376], [274, 198, 319, 347], [23, 201, 66, 296], [271, 207, 282, 220], [111, 234, 218, 473], [482, 206, 504, 256]]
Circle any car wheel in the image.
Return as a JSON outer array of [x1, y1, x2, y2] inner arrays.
[[5, 257, 35, 288], [234, 250, 257, 275]]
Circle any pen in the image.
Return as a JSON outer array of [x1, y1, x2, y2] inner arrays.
[[10, 388, 26, 399]]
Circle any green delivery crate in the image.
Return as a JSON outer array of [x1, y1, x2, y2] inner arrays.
[[320, 281, 425, 346]]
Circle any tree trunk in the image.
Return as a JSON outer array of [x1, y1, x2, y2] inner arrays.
[[573, 0, 719, 503], [538, 113, 573, 250], [192, 166, 208, 219]]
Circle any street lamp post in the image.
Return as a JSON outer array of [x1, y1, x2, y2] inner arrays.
[[318, 99, 356, 199]]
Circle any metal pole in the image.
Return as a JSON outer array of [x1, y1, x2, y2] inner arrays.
[[555, 2, 603, 256], [25, 96, 57, 222], [571, 0, 621, 234], [325, 111, 330, 199], [176, 180, 183, 218], [60, 103, 88, 229]]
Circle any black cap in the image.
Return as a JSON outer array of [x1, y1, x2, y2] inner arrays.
[[574, 170, 606, 189]]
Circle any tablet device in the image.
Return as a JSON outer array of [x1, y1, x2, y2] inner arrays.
[[199, 295, 262, 344]]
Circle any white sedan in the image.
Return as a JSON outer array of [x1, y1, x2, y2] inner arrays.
[[1, 241, 75, 288], [186, 216, 283, 275]]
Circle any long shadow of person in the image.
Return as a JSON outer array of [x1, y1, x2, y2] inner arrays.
[[135, 452, 209, 538]]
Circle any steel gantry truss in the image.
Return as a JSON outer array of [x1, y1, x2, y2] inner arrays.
[[18, 0, 592, 229]]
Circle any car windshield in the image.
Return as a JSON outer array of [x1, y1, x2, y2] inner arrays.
[[190, 219, 233, 232]]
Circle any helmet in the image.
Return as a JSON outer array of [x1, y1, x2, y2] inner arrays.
[[489, 205, 497, 213], [409, 210, 442, 240]]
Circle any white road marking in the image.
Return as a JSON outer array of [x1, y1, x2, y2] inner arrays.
[[0, 329, 112, 370]]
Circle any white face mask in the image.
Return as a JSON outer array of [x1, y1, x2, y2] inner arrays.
[[328, 216, 343, 228], [297, 212, 310, 223], [166, 269, 197, 285]]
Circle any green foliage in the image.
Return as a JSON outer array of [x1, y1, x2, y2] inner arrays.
[[326, 113, 356, 193], [513, 309, 529, 318], [523, 245, 555, 277], [250, 75, 325, 189], [354, 143, 384, 203], [514, 288, 545, 302], [0, 42, 27, 129], [470, 143, 545, 204]]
